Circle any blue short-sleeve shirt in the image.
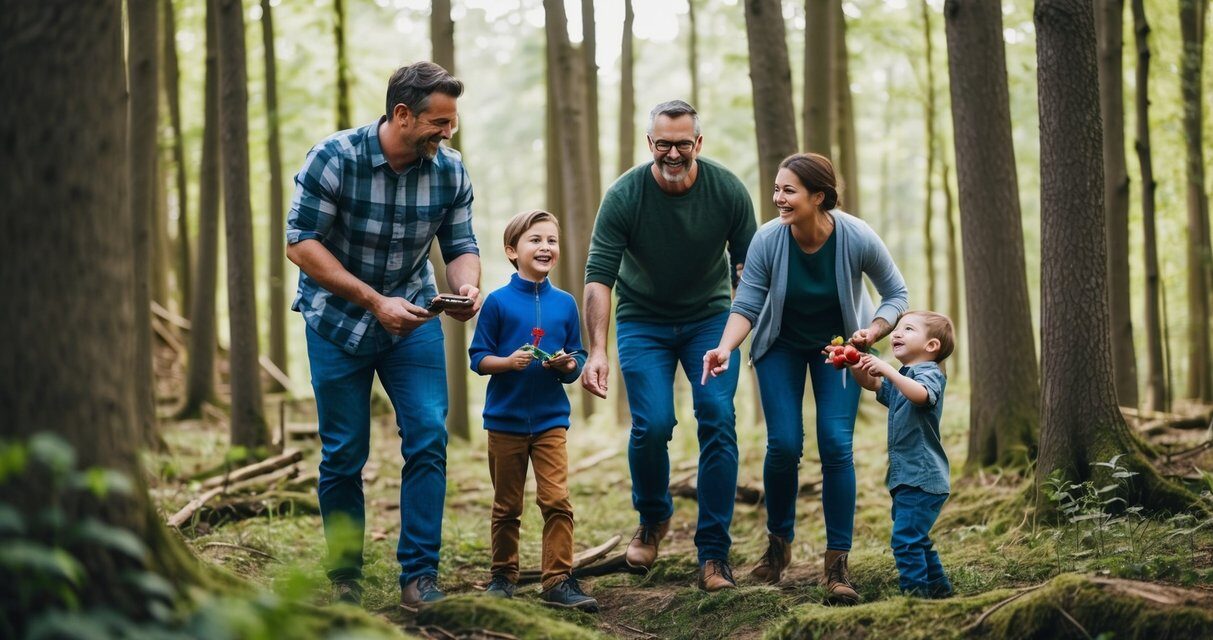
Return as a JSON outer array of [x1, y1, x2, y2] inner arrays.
[[877, 361, 950, 494], [286, 117, 479, 355]]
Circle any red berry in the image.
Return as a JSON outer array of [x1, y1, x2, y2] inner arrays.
[[844, 345, 860, 363]]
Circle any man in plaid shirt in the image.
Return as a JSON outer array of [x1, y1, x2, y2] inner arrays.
[[286, 62, 480, 611]]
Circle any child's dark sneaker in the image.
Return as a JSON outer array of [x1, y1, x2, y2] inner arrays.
[[540, 577, 599, 612], [928, 576, 954, 599], [485, 574, 517, 598], [331, 580, 363, 606]]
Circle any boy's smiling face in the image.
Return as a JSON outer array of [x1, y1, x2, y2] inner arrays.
[[506, 220, 560, 282], [890, 314, 940, 365]]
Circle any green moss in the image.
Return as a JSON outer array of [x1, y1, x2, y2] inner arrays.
[[766, 589, 1018, 640], [416, 595, 605, 640], [636, 586, 791, 640]]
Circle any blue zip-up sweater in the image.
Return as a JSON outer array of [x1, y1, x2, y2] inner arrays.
[[469, 273, 586, 434]]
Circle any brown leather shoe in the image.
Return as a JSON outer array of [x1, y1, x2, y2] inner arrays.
[[399, 575, 444, 612], [823, 549, 860, 605], [751, 534, 791, 584], [624, 519, 670, 572], [698, 559, 737, 592]]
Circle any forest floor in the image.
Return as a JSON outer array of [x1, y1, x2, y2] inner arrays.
[[150, 343, 1213, 639]]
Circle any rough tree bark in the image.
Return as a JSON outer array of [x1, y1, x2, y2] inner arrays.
[[431, 0, 470, 440], [619, 0, 635, 175], [832, 1, 859, 216], [129, 0, 161, 449], [943, 0, 1039, 468], [163, 0, 190, 314], [942, 158, 961, 371], [177, 0, 223, 421], [804, 0, 832, 154], [688, 0, 701, 109], [334, 0, 351, 130], [262, 0, 287, 388], [1034, 0, 1193, 512], [582, 0, 602, 209], [1180, 0, 1212, 403], [1132, 0, 1167, 412], [0, 0, 200, 613], [217, 0, 269, 450], [921, 0, 938, 311], [1096, 0, 1139, 409], [745, 0, 798, 222]]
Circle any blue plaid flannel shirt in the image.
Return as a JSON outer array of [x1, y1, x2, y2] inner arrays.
[[286, 118, 479, 355]]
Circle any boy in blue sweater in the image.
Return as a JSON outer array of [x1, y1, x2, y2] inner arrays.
[[848, 311, 955, 599], [468, 209, 598, 612]]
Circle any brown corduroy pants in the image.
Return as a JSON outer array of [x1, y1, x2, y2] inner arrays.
[[487, 428, 574, 590]]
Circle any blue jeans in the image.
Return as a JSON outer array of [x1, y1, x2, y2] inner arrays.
[[754, 344, 860, 550], [617, 311, 739, 563], [890, 485, 950, 595], [305, 320, 448, 588]]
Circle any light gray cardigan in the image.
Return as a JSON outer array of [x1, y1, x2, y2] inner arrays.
[[731, 211, 909, 362]]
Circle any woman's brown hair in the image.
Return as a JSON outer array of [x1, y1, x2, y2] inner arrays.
[[779, 152, 843, 211]]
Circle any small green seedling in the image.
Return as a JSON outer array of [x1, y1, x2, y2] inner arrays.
[[521, 343, 554, 361]]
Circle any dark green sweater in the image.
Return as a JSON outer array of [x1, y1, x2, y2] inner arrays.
[[584, 157, 757, 323]]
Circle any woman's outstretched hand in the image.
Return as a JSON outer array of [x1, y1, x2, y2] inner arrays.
[[701, 347, 731, 385]]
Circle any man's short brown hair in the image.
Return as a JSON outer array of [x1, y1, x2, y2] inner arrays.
[[503, 209, 560, 269]]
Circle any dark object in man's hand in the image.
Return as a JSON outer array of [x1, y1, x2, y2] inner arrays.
[[426, 294, 474, 313]]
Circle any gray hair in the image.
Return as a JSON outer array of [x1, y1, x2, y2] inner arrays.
[[647, 100, 701, 137], [385, 61, 464, 118]]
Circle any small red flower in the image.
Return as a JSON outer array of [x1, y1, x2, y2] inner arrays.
[[531, 327, 545, 347]]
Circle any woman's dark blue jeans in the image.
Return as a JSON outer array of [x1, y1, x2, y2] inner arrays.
[[754, 343, 861, 550]]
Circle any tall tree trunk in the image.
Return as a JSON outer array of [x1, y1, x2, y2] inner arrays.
[[688, 0, 701, 109], [921, 0, 938, 311], [1034, 0, 1192, 512], [582, 0, 602, 209], [1, 0, 200, 613], [152, 140, 170, 307], [745, 0, 798, 222], [1133, 0, 1167, 412], [431, 0, 470, 441], [163, 0, 190, 314], [619, 0, 635, 176], [218, 0, 269, 451], [832, 2, 859, 215], [334, 0, 351, 130], [803, 0, 832, 154], [1096, 0, 1139, 409], [1180, 0, 1212, 402], [178, 0, 223, 420], [544, 0, 597, 419], [942, 158, 961, 373], [262, 0, 287, 389], [129, 0, 160, 449], [943, 0, 1039, 468]]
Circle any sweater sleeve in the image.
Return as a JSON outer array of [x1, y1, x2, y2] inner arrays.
[[553, 296, 586, 385], [468, 295, 499, 375], [859, 222, 909, 327], [731, 226, 774, 323], [584, 183, 631, 288], [726, 178, 758, 287]]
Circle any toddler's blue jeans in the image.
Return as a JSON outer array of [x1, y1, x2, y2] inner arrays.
[[890, 484, 951, 596]]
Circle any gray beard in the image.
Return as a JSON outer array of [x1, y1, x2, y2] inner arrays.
[[659, 161, 689, 183]]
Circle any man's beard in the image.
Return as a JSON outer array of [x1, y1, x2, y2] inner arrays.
[[659, 159, 691, 183], [416, 136, 442, 160]]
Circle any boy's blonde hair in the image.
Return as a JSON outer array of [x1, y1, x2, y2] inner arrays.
[[502, 209, 560, 269], [905, 310, 955, 365]]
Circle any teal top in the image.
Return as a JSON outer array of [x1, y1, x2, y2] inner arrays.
[[774, 230, 844, 352]]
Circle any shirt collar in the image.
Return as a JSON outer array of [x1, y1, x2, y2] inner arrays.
[[510, 272, 551, 294], [367, 115, 437, 174]]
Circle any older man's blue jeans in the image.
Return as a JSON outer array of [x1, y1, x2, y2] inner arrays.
[[306, 320, 448, 588], [617, 311, 739, 564]]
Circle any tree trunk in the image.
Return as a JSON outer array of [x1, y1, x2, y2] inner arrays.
[[832, 2, 859, 216], [334, 0, 351, 130], [942, 158, 961, 373], [1180, 0, 1212, 403], [1096, 0, 1139, 409], [262, 0, 287, 389], [921, 0, 938, 311], [178, 0, 223, 421], [163, 0, 190, 315], [218, 0, 269, 451], [1034, 0, 1192, 512], [688, 0, 701, 109], [619, 0, 635, 176], [803, 0, 832, 154], [0, 0, 200, 614], [431, 0, 471, 441], [745, 0, 798, 222], [1132, 0, 1167, 412], [942, 0, 1039, 468], [129, 0, 160, 449], [582, 0, 601, 208]]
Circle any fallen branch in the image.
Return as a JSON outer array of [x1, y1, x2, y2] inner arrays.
[[568, 447, 620, 475], [259, 354, 293, 391], [200, 448, 302, 490], [517, 534, 622, 584], [566, 551, 646, 578], [198, 490, 320, 524], [151, 300, 191, 331], [200, 541, 279, 561], [168, 463, 300, 528], [668, 474, 821, 506], [965, 584, 1047, 633], [150, 316, 186, 356]]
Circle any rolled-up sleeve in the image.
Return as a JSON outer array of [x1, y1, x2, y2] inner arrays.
[[436, 163, 479, 263], [730, 229, 772, 323], [286, 146, 341, 245]]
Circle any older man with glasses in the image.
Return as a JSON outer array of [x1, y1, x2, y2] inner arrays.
[[581, 100, 757, 591]]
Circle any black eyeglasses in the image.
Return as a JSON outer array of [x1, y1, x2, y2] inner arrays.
[[651, 138, 696, 153]]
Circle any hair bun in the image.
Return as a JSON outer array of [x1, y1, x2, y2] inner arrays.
[[822, 187, 838, 211]]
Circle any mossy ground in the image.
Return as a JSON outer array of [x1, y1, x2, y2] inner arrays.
[[150, 374, 1213, 638]]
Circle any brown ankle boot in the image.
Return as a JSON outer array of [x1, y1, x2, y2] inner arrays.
[[823, 549, 860, 605], [624, 519, 670, 572], [698, 559, 737, 592], [751, 534, 792, 584]]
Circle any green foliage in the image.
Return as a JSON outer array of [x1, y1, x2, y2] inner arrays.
[[417, 595, 605, 640]]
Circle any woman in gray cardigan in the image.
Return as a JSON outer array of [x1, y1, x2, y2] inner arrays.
[[702, 153, 908, 604]]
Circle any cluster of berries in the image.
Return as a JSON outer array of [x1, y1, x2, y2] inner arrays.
[[823, 335, 861, 370]]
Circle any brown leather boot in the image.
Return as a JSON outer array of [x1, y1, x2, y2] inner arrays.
[[823, 549, 860, 605], [751, 534, 792, 584], [624, 519, 670, 572], [698, 559, 737, 592]]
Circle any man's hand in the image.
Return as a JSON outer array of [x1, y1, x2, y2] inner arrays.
[[701, 347, 731, 385], [445, 284, 481, 322], [543, 350, 578, 373], [581, 352, 609, 399], [849, 328, 875, 350], [505, 347, 535, 371], [373, 296, 433, 335], [857, 354, 895, 378]]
